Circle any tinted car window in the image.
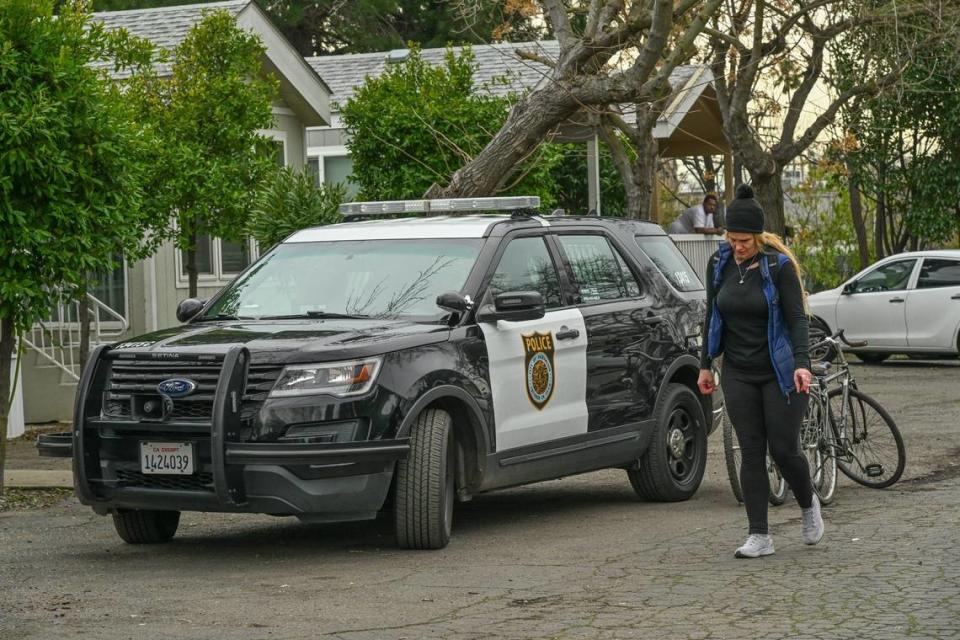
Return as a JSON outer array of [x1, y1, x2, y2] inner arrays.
[[917, 259, 960, 289], [204, 239, 482, 321], [487, 236, 563, 308], [635, 235, 704, 291], [558, 235, 641, 302], [853, 260, 916, 293]]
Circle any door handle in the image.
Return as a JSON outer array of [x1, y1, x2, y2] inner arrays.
[[888, 297, 905, 303], [952, 294, 960, 300], [643, 315, 664, 326], [556, 327, 580, 341]]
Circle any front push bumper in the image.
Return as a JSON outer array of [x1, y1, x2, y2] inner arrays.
[[46, 345, 409, 523]]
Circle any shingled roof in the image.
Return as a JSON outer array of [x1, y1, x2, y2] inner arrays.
[[306, 41, 709, 135], [93, 0, 248, 51], [307, 41, 562, 109]]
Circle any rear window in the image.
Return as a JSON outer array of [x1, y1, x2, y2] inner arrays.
[[635, 235, 703, 292]]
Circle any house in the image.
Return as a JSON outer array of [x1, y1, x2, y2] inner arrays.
[[19, 0, 331, 425]]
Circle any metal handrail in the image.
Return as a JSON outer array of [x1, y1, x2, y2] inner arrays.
[[22, 292, 129, 382]]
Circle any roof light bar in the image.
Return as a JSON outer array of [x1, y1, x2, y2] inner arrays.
[[339, 196, 540, 217]]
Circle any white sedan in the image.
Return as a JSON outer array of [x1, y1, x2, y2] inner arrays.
[[807, 250, 960, 363]]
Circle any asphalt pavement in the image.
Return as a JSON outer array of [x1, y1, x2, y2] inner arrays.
[[2, 359, 959, 640]]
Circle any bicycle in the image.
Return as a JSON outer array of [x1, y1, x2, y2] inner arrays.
[[802, 330, 907, 505]]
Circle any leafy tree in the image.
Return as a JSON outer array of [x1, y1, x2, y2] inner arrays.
[[0, 0, 160, 494], [341, 46, 563, 206], [125, 10, 278, 297], [550, 143, 628, 216], [247, 168, 345, 249], [829, 18, 960, 258]]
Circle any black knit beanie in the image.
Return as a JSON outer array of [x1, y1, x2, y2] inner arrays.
[[725, 184, 765, 233]]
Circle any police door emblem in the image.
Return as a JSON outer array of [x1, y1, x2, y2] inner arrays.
[[523, 331, 555, 410]]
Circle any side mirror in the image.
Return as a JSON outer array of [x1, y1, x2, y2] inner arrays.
[[436, 291, 472, 313], [476, 291, 545, 323], [841, 281, 856, 295], [176, 298, 205, 323]]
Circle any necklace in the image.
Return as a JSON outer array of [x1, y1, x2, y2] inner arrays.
[[735, 254, 758, 284]]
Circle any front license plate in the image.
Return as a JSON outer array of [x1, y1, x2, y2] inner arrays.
[[140, 441, 195, 475]]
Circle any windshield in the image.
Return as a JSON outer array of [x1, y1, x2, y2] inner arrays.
[[204, 238, 483, 321]]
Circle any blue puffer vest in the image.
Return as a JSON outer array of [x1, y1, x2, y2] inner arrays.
[[707, 242, 796, 395]]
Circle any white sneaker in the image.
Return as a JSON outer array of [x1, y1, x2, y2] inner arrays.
[[735, 534, 775, 558], [802, 494, 825, 545]]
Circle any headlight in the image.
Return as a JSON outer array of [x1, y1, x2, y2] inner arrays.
[[269, 358, 382, 398]]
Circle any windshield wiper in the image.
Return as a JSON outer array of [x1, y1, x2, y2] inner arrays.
[[258, 311, 371, 320], [196, 313, 254, 321]]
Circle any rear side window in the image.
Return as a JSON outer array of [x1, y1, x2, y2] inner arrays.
[[917, 259, 960, 289], [635, 235, 703, 291], [557, 235, 641, 302]]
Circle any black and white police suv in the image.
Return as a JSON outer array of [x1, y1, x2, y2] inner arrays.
[[40, 196, 717, 549]]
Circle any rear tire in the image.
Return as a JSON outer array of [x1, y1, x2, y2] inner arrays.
[[829, 388, 905, 488], [628, 384, 707, 502], [809, 317, 836, 362], [394, 408, 455, 550], [112, 509, 180, 544], [856, 352, 889, 365]]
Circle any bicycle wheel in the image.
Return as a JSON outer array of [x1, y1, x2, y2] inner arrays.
[[723, 413, 788, 506], [800, 392, 837, 505], [828, 387, 906, 488], [722, 414, 744, 504], [767, 457, 788, 505]]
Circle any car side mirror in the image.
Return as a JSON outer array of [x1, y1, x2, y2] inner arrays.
[[436, 291, 472, 313], [176, 298, 206, 323], [841, 281, 856, 295], [476, 291, 545, 323]]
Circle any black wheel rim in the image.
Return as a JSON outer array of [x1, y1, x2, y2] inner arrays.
[[666, 407, 701, 485]]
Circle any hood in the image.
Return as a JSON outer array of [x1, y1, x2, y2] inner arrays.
[[111, 319, 451, 364]]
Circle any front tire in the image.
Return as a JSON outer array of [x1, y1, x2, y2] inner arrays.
[[112, 509, 180, 544], [856, 352, 890, 365], [394, 408, 455, 550], [628, 384, 707, 502]]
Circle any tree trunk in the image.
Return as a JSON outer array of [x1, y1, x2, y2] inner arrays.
[[631, 138, 658, 221], [186, 228, 199, 299], [597, 126, 644, 218], [79, 283, 90, 374], [0, 316, 15, 497], [751, 172, 786, 235], [875, 190, 887, 259], [425, 86, 580, 198], [846, 162, 870, 270]]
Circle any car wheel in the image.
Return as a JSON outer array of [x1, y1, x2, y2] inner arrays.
[[112, 509, 180, 544], [394, 408, 455, 550], [809, 317, 836, 362], [627, 383, 707, 502], [856, 352, 890, 365]]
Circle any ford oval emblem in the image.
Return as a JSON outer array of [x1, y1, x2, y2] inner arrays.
[[157, 378, 197, 398]]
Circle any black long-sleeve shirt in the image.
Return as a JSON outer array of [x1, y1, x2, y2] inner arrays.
[[699, 251, 811, 372]]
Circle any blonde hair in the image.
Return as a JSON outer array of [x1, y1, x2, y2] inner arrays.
[[756, 231, 809, 315]]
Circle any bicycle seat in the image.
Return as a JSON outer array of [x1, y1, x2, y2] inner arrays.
[[811, 362, 831, 376]]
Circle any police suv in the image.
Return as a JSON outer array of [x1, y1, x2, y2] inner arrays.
[[41, 197, 717, 549]]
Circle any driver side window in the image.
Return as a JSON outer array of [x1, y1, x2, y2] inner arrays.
[[853, 260, 916, 293], [486, 236, 563, 308]]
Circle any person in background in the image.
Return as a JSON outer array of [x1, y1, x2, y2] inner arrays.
[[668, 193, 723, 234], [696, 184, 823, 559]]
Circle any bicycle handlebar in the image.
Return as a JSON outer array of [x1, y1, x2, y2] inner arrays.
[[812, 328, 869, 351]]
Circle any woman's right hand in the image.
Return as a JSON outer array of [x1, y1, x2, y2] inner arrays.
[[697, 369, 716, 395]]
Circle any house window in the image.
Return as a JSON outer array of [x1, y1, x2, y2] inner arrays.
[[306, 146, 359, 196], [177, 237, 258, 288]]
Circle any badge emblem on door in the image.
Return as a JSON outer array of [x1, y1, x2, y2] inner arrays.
[[523, 331, 555, 410]]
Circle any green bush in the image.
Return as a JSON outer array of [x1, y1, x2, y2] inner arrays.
[[247, 167, 344, 249]]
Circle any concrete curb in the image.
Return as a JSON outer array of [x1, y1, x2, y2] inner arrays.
[[6, 470, 73, 489]]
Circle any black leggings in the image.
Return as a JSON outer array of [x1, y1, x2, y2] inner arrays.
[[722, 367, 813, 535]]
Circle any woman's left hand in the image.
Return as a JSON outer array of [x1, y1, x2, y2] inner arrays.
[[794, 367, 813, 393]]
